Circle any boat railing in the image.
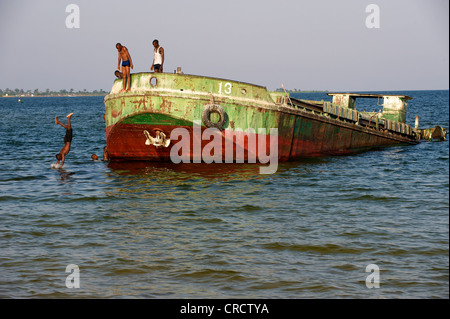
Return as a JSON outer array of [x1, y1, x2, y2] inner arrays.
[[282, 97, 414, 137]]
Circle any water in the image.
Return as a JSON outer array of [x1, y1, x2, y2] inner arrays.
[[0, 91, 448, 299]]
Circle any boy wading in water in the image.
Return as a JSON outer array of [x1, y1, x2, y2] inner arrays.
[[55, 113, 74, 167], [116, 43, 133, 92]]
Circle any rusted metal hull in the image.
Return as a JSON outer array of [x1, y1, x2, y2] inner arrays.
[[104, 72, 418, 162], [106, 122, 274, 162]]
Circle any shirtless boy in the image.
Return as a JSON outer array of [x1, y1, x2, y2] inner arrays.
[[116, 43, 133, 92], [55, 113, 74, 168]]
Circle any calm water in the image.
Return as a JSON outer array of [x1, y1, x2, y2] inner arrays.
[[0, 91, 448, 299]]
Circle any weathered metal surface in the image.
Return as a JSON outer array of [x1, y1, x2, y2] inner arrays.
[[415, 126, 448, 141], [328, 93, 356, 109], [104, 72, 422, 162], [327, 93, 411, 123]]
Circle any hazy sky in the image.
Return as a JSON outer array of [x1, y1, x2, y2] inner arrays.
[[0, 0, 448, 92]]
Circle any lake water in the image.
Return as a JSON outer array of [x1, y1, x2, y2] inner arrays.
[[0, 90, 448, 299]]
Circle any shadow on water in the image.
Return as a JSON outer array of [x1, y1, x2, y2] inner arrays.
[[104, 145, 407, 180], [105, 158, 338, 179], [56, 168, 76, 181], [107, 161, 268, 181]]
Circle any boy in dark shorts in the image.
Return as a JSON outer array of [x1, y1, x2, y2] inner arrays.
[[116, 43, 133, 92], [55, 113, 74, 167]]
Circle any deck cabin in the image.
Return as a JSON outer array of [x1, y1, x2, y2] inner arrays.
[[327, 93, 412, 123]]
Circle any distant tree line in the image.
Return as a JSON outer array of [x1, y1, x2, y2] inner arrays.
[[2, 87, 328, 96], [0, 88, 108, 97]]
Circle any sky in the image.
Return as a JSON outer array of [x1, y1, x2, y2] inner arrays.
[[0, 0, 448, 92]]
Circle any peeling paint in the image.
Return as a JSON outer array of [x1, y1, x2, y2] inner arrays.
[[104, 72, 445, 162]]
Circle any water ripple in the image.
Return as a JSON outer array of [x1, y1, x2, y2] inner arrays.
[[0, 93, 448, 298]]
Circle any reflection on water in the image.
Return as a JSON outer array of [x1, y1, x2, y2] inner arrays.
[[57, 169, 76, 182], [108, 161, 267, 180], [103, 162, 272, 213]]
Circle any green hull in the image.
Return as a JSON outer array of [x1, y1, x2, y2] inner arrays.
[[104, 72, 420, 162]]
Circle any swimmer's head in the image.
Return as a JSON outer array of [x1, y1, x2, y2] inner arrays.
[[91, 154, 98, 161], [56, 153, 62, 161]]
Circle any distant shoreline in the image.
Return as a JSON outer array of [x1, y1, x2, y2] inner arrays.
[[287, 91, 329, 93], [2, 88, 448, 99], [274, 88, 329, 93], [2, 94, 108, 98]]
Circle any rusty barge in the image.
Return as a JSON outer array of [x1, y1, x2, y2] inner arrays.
[[103, 71, 447, 162]]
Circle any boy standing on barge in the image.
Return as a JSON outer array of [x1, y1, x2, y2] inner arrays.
[[151, 39, 164, 73], [116, 43, 133, 92]]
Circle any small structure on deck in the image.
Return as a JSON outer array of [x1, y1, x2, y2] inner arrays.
[[327, 93, 447, 141], [327, 93, 412, 123]]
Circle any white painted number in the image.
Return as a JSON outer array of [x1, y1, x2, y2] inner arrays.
[[218, 82, 232, 94]]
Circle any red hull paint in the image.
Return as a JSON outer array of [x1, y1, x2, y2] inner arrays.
[[106, 123, 278, 163], [289, 119, 400, 157], [106, 119, 408, 162]]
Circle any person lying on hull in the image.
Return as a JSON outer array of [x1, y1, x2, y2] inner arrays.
[[114, 70, 123, 79]]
